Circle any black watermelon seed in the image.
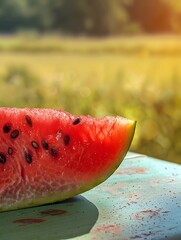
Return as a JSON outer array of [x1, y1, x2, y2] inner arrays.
[[41, 140, 49, 150], [73, 118, 81, 125], [10, 129, 19, 139], [25, 115, 32, 127], [8, 147, 13, 155], [3, 123, 11, 133], [24, 151, 32, 164], [63, 135, 70, 145], [0, 153, 6, 164], [50, 148, 58, 157], [31, 141, 39, 149]]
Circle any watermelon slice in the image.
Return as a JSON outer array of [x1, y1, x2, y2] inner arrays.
[[0, 108, 136, 212]]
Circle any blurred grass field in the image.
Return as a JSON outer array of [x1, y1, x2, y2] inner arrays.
[[0, 35, 180, 163], [1, 35, 181, 55]]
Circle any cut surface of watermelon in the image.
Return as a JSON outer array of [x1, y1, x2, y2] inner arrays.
[[0, 108, 136, 212]]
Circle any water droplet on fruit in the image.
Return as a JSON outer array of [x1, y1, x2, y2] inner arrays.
[[56, 130, 62, 141], [0, 153, 6, 164], [10, 129, 19, 139], [25, 115, 32, 127], [3, 123, 11, 133]]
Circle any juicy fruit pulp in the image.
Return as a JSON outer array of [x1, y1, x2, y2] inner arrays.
[[0, 108, 136, 212]]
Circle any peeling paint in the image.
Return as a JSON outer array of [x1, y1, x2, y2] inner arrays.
[[13, 218, 45, 225], [40, 209, 67, 216], [116, 167, 146, 175]]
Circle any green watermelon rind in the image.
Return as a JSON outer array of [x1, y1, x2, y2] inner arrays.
[[0, 120, 136, 212]]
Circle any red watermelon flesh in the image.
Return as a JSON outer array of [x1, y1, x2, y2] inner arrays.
[[0, 108, 136, 212]]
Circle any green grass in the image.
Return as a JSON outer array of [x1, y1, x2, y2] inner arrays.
[[1, 34, 181, 55], [0, 35, 180, 164]]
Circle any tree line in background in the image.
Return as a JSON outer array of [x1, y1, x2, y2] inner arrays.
[[0, 0, 181, 36]]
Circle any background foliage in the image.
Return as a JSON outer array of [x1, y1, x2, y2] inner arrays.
[[1, 0, 181, 35]]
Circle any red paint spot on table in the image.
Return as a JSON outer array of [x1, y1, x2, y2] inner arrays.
[[116, 167, 146, 175], [40, 209, 67, 216], [92, 224, 122, 235], [101, 187, 120, 195], [131, 210, 160, 221], [149, 179, 160, 185], [13, 218, 45, 225]]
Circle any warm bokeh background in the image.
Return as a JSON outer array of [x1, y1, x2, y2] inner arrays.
[[0, 0, 180, 163]]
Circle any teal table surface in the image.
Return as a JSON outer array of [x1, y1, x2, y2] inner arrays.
[[0, 152, 180, 240]]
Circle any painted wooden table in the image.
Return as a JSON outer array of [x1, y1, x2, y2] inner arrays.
[[0, 152, 180, 240]]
